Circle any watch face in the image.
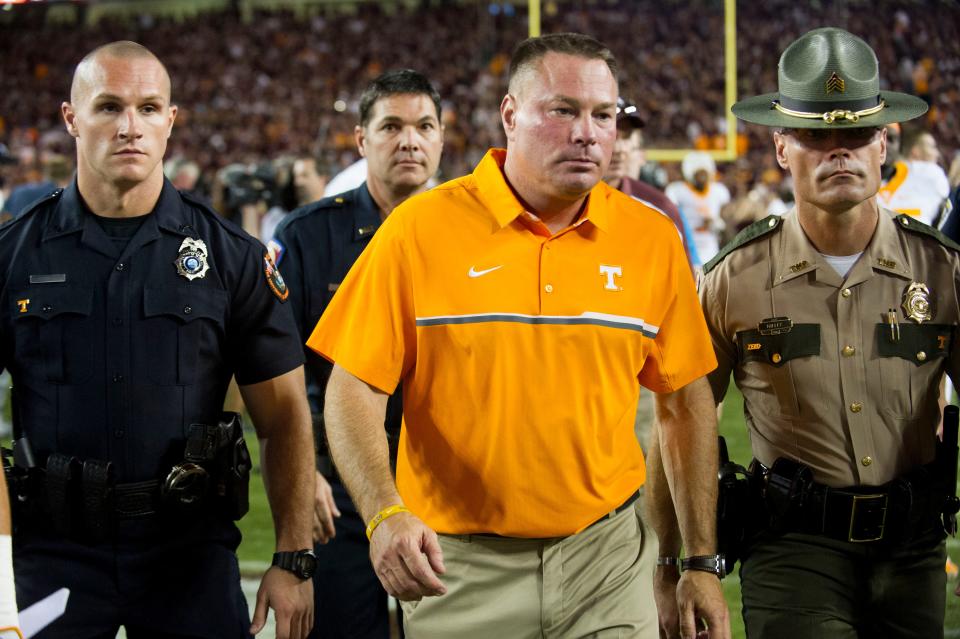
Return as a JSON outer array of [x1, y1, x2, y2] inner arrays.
[[295, 550, 318, 579]]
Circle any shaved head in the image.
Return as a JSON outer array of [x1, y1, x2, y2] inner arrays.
[[71, 41, 171, 105]]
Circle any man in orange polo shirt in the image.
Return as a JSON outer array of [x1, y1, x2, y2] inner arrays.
[[310, 33, 729, 639]]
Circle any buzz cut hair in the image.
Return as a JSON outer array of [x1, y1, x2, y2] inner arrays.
[[358, 69, 442, 128], [507, 32, 618, 94], [71, 41, 171, 103]]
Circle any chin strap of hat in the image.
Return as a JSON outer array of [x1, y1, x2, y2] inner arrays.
[[772, 99, 887, 123]]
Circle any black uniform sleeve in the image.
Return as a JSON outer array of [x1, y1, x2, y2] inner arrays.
[[274, 222, 311, 343], [227, 239, 304, 385]]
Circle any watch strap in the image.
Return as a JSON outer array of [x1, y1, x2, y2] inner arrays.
[[680, 554, 725, 578], [272, 549, 315, 579]]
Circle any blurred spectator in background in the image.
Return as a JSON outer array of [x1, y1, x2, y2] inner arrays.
[[878, 123, 949, 226], [1, 153, 72, 218], [666, 150, 730, 266], [164, 156, 201, 197], [948, 153, 960, 190], [324, 158, 368, 198], [906, 129, 943, 164], [293, 156, 329, 207], [0, 144, 19, 218], [604, 97, 696, 270]]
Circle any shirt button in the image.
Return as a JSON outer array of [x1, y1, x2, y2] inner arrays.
[[917, 351, 927, 362], [115, 263, 126, 272], [771, 353, 782, 364], [861, 456, 873, 467], [841, 288, 852, 298], [841, 346, 856, 357], [183, 305, 193, 314], [112, 317, 123, 326], [42, 304, 52, 313], [850, 402, 863, 413], [544, 284, 553, 293], [114, 429, 124, 438], [113, 374, 123, 383]]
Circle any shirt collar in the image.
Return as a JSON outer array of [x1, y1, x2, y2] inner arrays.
[[473, 148, 610, 233], [774, 206, 912, 288], [43, 177, 194, 243]]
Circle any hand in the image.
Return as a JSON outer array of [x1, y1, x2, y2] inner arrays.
[[369, 510, 447, 601], [676, 570, 730, 639], [654, 565, 681, 638], [250, 566, 313, 639], [313, 471, 341, 544]]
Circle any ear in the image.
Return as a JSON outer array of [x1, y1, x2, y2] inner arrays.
[[166, 104, 178, 139], [773, 131, 790, 171], [62, 102, 79, 138], [878, 126, 887, 166], [500, 94, 518, 142], [354, 124, 367, 158]]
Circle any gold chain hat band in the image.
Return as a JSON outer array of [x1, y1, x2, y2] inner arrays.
[[772, 99, 887, 123]]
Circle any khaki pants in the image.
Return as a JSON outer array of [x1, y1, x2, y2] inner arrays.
[[400, 499, 658, 639]]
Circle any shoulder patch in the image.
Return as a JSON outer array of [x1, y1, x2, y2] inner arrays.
[[263, 251, 289, 302], [703, 215, 783, 274], [267, 238, 285, 265], [895, 214, 960, 252]]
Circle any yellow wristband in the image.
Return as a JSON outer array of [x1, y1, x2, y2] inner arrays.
[[365, 505, 411, 541]]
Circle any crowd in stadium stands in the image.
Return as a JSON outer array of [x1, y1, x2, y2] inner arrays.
[[0, 0, 958, 234]]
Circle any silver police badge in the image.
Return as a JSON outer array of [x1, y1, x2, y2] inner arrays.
[[901, 281, 935, 323], [174, 238, 210, 281]]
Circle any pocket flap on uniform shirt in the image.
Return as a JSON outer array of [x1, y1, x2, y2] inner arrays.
[[736, 324, 821, 367], [143, 286, 227, 323], [876, 323, 953, 366], [11, 286, 92, 321]]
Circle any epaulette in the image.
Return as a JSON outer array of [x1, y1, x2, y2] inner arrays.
[[894, 214, 960, 252], [703, 215, 783, 274], [180, 190, 220, 215], [16, 188, 64, 220]]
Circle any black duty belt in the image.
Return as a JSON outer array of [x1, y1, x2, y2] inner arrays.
[[801, 486, 890, 543], [35, 470, 161, 521], [753, 459, 943, 544]]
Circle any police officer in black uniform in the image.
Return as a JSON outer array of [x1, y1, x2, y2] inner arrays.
[[1, 41, 315, 638], [271, 69, 444, 639]]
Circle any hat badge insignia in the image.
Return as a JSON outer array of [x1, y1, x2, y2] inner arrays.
[[902, 282, 934, 323], [175, 237, 210, 281], [825, 72, 845, 94]]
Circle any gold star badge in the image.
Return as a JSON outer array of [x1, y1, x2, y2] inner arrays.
[[825, 72, 845, 94]]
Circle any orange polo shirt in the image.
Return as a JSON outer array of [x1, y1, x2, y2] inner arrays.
[[308, 149, 716, 537]]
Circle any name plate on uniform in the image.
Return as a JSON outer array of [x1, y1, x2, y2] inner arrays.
[[758, 316, 793, 335]]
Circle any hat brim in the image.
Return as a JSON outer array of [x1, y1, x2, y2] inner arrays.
[[732, 90, 928, 128], [617, 114, 645, 130]]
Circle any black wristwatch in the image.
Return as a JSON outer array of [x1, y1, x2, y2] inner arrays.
[[272, 549, 318, 579], [680, 554, 725, 579]]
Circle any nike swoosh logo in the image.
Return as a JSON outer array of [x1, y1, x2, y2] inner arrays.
[[468, 265, 503, 278]]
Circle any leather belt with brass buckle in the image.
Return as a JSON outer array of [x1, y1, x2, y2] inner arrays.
[[846, 493, 888, 543]]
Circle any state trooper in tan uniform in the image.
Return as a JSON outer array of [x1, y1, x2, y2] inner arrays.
[[648, 28, 958, 639]]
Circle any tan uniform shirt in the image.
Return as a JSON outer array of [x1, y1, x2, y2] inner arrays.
[[700, 208, 960, 487]]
